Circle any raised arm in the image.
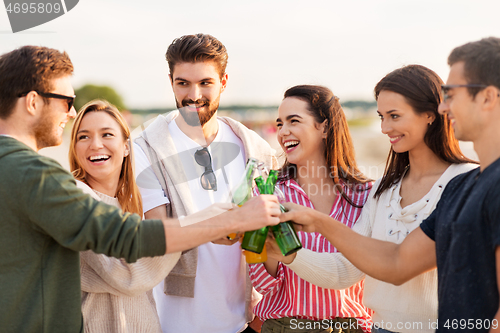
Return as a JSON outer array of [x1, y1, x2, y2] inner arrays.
[[26, 155, 280, 262], [160, 195, 281, 254], [281, 202, 436, 285]]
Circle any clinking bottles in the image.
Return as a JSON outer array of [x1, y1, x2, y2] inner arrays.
[[227, 158, 259, 241], [263, 170, 302, 256], [241, 177, 269, 263], [240, 167, 302, 262]]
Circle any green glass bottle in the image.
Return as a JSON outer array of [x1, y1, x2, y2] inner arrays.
[[266, 170, 303, 256], [227, 158, 259, 240], [241, 176, 269, 254], [232, 157, 259, 206]]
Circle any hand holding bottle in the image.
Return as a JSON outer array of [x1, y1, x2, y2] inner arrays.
[[265, 170, 302, 256], [226, 158, 260, 241], [265, 232, 298, 265], [279, 201, 320, 234], [234, 195, 280, 233]]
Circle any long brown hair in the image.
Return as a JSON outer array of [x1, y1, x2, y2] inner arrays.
[[279, 85, 371, 207], [69, 99, 143, 216], [374, 65, 477, 198]]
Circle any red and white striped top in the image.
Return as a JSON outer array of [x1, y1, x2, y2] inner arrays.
[[249, 177, 373, 332]]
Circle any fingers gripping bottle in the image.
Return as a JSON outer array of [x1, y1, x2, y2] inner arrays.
[[226, 158, 259, 241], [241, 176, 269, 263], [266, 170, 302, 256]]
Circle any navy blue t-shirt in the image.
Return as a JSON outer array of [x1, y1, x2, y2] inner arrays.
[[421, 159, 500, 332]]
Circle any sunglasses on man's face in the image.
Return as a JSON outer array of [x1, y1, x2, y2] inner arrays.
[[194, 147, 217, 191], [18, 90, 76, 112]]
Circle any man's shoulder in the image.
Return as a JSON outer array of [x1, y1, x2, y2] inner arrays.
[[0, 139, 63, 173], [0, 144, 74, 200], [4, 156, 70, 188], [219, 116, 273, 147], [445, 165, 478, 189], [0, 136, 34, 159], [132, 111, 177, 140], [218, 116, 256, 134], [434, 166, 479, 213]]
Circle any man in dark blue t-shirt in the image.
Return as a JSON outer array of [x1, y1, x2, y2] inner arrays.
[[419, 161, 500, 331], [282, 37, 500, 332]]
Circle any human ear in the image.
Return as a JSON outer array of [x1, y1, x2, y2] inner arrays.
[[124, 140, 130, 157], [25, 91, 39, 116], [320, 119, 328, 138], [426, 112, 436, 126], [482, 86, 500, 112], [220, 73, 228, 92]]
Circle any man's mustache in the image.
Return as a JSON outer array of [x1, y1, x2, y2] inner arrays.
[[182, 99, 209, 107]]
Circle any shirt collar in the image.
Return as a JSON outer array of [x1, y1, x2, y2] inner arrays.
[[277, 173, 357, 201]]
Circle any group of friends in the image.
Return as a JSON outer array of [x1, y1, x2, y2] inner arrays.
[[0, 33, 499, 333]]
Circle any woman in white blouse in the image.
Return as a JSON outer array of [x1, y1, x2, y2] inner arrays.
[[69, 100, 180, 333], [268, 65, 477, 333]]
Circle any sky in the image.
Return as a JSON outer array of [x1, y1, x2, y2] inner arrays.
[[1, 0, 499, 109]]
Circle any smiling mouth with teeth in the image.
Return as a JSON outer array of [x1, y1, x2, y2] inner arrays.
[[89, 155, 111, 162], [183, 101, 208, 110], [389, 135, 404, 144], [284, 141, 300, 150]]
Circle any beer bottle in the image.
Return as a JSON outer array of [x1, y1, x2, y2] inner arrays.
[[266, 170, 303, 256], [241, 176, 269, 257], [227, 158, 259, 241]]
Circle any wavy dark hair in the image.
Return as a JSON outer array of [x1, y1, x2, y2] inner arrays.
[[166, 33, 228, 79], [278, 85, 371, 208], [374, 65, 477, 198]]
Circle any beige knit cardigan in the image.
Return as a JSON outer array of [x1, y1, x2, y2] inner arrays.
[[77, 181, 178, 333]]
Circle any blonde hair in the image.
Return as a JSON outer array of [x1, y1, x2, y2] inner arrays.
[[69, 99, 143, 216]]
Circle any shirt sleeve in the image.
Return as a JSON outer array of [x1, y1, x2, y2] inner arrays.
[[22, 155, 166, 263], [285, 200, 372, 290], [285, 250, 365, 290], [420, 172, 466, 242], [248, 262, 286, 296], [420, 208, 437, 241], [80, 250, 180, 297], [133, 142, 170, 213]]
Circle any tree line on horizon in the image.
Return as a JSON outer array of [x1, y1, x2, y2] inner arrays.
[[74, 84, 377, 114]]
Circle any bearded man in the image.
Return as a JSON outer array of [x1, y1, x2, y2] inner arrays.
[[134, 34, 277, 333]]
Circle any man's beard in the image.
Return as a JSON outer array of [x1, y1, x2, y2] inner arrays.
[[33, 106, 62, 150], [177, 97, 219, 127]]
